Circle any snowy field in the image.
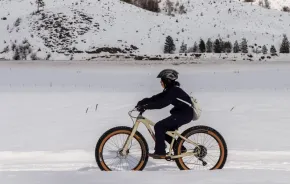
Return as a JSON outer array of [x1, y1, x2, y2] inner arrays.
[[1, 61, 290, 183]]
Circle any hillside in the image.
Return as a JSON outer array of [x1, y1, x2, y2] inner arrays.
[[0, 0, 290, 60], [159, 0, 290, 13], [248, 0, 290, 11]]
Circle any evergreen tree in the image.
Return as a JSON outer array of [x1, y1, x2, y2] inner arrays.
[[213, 39, 222, 53], [262, 45, 268, 54], [233, 40, 240, 53], [199, 39, 206, 53], [206, 38, 213, 53], [224, 41, 232, 53], [179, 41, 187, 53], [280, 34, 290, 53], [270, 45, 277, 54], [241, 38, 248, 53], [164, 36, 176, 54], [36, 0, 45, 12], [219, 38, 225, 53], [192, 42, 198, 53]]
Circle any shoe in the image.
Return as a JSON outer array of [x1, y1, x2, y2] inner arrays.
[[148, 153, 166, 159]]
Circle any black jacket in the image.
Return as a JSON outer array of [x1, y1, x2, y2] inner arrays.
[[137, 86, 193, 116]]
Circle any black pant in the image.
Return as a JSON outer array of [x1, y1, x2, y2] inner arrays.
[[154, 114, 192, 155]]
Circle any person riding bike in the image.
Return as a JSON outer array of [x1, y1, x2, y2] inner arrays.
[[135, 69, 194, 159]]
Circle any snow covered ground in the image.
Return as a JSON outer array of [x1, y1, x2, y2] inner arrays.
[[1, 61, 290, 183]]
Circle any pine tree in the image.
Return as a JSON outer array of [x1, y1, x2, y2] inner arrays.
[[219, 38, 225, 53], [224, 41, 232, 53], [280, 34, 290, 53], [213, 39, 222, 53], [179, 41, 187, 53], [241, 38, 248, 53], [270, 45, 277, 54], [262, 45, 268, 54], [199, 39, 206, 53], [192, 42, 198, 53], [206, 38, 213, 53], [164, 36, 176, 54], [36, 0, 45, 12], [233, 40, 240, 53]]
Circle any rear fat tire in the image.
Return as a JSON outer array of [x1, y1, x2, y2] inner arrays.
[[95, 126, 149, 171], [174, 125, 228, 170]]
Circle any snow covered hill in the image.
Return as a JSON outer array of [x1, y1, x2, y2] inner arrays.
[[244, 0, 290, 11], [0, 0, 290, 60]]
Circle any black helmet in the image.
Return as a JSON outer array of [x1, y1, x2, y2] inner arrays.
[[157, 69, 178, 81]]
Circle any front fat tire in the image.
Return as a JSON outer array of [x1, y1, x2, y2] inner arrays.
[[95, 126, 149, 171], [174, 125, 228, 170]]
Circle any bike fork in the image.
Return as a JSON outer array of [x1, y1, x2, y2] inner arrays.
[[121, 121, 141, 155]]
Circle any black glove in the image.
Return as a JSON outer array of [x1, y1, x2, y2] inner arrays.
[[137, 98, 149, 107], [136, 105, 146, 112]]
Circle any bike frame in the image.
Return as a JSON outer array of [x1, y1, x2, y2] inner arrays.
[[121, 110, 200, 159]]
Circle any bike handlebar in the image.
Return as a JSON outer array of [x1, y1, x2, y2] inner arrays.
[[128, 108, 144, 118]]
